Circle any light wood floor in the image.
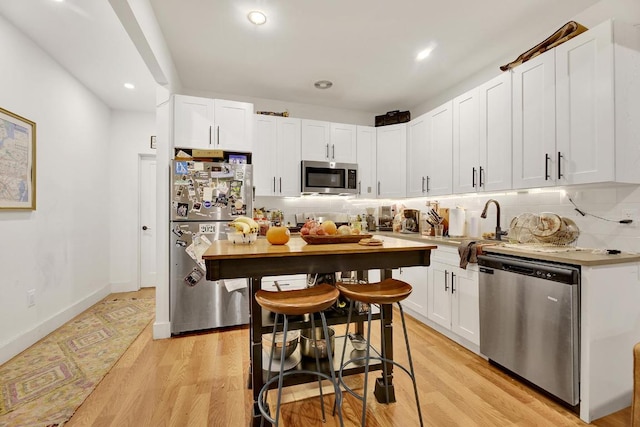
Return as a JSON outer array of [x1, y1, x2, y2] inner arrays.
[[67, 289, 631, 426]]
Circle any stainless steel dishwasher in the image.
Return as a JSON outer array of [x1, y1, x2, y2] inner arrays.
[[478, 254, 580, 406]]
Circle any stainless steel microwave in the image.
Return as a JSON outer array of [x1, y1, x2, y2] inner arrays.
[[301, 160, 358, 195]]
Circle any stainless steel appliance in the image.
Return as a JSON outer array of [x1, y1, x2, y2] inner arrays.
[[301, 160, 358, 195], [170, 159, 252, 334], [478, 254, 580, 406]]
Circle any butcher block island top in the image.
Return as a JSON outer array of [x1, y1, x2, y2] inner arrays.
[[201, 235, 437, 281]]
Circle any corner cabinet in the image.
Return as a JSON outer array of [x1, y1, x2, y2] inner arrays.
[[301, 119, 357, 163], [253, 115, 301, 197], [173, 95, 253, 152], [356, 126, 377, 198], [427, 246, 480, 346], [376, 123, 407, 198]]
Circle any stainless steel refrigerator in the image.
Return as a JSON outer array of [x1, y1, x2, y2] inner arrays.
[[170, 159, 252, 334]]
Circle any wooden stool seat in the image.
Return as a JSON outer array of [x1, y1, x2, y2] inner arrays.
[[336, 278, 412, 305], [255, 284, 339, 316]]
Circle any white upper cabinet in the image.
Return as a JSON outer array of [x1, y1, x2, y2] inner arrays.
[[173, 95, 253, 152], [356, 126, 377, 198], [452, 88, 480, 194], [406, 113, 429, 197], [330, 122, 357, 163], [512, 50, 557, 189], [376, 123, 407, 198], [478, 72, 512, 192], [426, 101, 454, 196], [555, 19, 640, 185], [453, 73, 512, 194], [514, 19, 640, 189], [254, 115, 301, 197], [407, 102, 454, 198], [301, 120, 357, 163]]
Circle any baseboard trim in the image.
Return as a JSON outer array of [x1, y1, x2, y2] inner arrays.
[[0, 285, 111, 365], [110, 280, 138, 293], [153, 321, 171, 339]]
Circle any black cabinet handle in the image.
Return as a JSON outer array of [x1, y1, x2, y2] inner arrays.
[[377, 181, 381, 195], [444, 270, 449, 291], [216, 126, 220, 146], [358, 181, 361, 195], [479, 167, 484, 188], [332, 144, 335, 159], [451, 272, 456, 293], [279, 177, 282, 193], [472, 167, 476, 188], [422, 176, 426, 193], [273, 177, 276, 193], [545, 154, 551, 180], [557, 151, 564, 179], [326, 144, 329, 159], [426, 176, 430, 193], [142, 225, 150, 231], [209, 126, 212, 145]]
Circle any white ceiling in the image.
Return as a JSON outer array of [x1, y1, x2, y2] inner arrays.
[[0, 0, 601, 114]]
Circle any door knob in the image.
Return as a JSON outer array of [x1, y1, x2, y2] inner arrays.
[[142, 225, 150, 230]]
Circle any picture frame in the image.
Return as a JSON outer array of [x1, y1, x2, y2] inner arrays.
[[150, 135, 157, 149], [0, 107, 36, 210]]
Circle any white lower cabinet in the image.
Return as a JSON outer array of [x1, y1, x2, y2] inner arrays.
[[393, 266, 428, 318], [427, 247, 480, 346], [261, 275, 308, 291]]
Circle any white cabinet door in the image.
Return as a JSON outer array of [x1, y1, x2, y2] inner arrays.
[[356, 126, 376, 198], [254, 116, 301, 197], [330, 123, 357, 163], [451, 266, 480, 345], [479, 72, 512, 192], [276, 117, 302, 197], [173, 95, 215, 149], [512, 52, 556, 189], [428, 260, 452, 329], [398, 266, 429, 318], [555, 20, 615, 185], [301, 119, 331, 161], [253, 115, 278, 196], [376, 124, 407, 198], [213, 99, 253, 152], [406, 113, 429, 197], [453, 89, 480, 194], [426, 101, 454, 196]]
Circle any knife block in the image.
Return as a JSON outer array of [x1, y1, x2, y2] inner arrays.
[[438, 208, 450, 236]]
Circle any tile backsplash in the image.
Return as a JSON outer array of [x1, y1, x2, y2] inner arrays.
[[256, 183, 640, 253]]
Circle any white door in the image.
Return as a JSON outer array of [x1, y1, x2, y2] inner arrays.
[[428, 261, 452, 329], [453, 88, 480, 194], [139, 155, 157, 288], [330, 122, 357, 163], [406, 113, 428, 197]]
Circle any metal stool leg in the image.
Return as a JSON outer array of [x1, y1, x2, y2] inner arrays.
[[398, 302, 424, 427], [310, 314, 327, 422], [260, 313, 280, 427], [320, 310, 344, 427]]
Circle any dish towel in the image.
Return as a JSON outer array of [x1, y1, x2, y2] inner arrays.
[[458, 240, 479, 269]]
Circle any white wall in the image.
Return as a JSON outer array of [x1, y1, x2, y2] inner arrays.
[[0, 14, 113, 363], [108, 110, 156, 292]]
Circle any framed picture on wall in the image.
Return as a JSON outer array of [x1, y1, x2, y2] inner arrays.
[[0, 107, 36, 210], [150, 135, 157, 149]]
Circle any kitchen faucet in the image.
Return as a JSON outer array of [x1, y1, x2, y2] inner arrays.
[[480, 199, 508, 241]]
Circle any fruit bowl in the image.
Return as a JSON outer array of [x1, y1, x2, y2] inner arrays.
[[227, 231, 258, 244]]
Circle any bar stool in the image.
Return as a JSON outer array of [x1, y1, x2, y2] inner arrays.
[[256, 283, 344, 427], [336, 278, 424, 427]]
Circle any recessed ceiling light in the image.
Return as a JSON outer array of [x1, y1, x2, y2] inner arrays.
[[247, 11, 267, 25], [124, 83, 135, 90], [314, 80, 333, 90], [416, 43, 437, 62]]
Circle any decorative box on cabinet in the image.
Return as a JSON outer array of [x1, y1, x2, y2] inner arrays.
[[253, 115, 301, 197], [173, 95, 253, 152]]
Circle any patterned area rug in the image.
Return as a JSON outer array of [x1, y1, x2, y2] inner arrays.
[[0, 297, 155, 427]]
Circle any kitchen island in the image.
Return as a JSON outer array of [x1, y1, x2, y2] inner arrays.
[[202, 235, 436, 427]]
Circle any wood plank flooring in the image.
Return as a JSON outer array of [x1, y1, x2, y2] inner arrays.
[[67, 289, 631, 426]]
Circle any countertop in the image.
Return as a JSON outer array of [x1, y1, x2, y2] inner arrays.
[[374, 231, 640, 267]]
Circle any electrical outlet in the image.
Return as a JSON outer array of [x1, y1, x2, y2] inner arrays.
[[622, 208, 638, 221], [27, 289, 36, 307]]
